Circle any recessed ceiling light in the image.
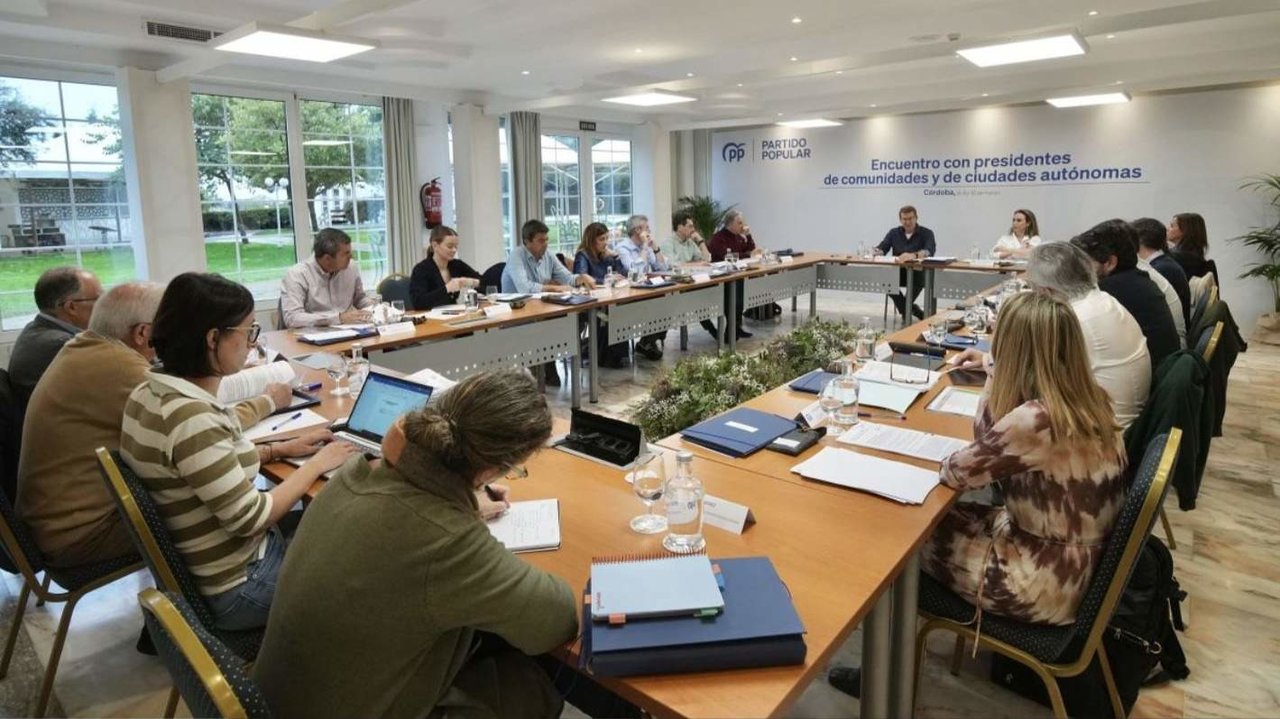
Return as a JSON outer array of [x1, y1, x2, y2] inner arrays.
[[1106, 34, 1116, 39], [835, 70, 844, 75], [521, 70, 530, 75], [602, 91, 696, 106], [686, 72, 695, 77], [870, 103, 878, 108], [736, 83, 744, 87], [957, 33, 1087, 67], [1088, 10, 1099, 16], [791, 16, 802, 24], [981, 93, 989, 97], [778, 118, 842, 128], [790, 56, 798, 62], [212, 21, 377, 62], [1046, 91, 1130, 108], [302, 139, 351, 146], [1114, 80, 1124, 85], [776, 112, 784, 116], [634, 48, 644, 54]]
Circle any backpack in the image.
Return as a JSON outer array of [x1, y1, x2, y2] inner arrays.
[[991, 536, 1188, 716]]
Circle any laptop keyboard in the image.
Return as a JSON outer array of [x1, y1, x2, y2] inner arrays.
[[337, 432, 382, 457]]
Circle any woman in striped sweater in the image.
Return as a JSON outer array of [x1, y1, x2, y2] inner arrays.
[[120, 273, 358, 630]]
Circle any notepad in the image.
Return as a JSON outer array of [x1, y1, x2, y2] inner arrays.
[[837, 422, 968, 462], [242, 408, 331, 442], [590, 554, 725, 622], [790, 447, 940, 504], [927, 386, 982, 418], [486, 499, 561, 553]]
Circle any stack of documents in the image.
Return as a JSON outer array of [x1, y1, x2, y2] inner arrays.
[[927, 387, 982, 418], [855, 360, 941, 391], [791, 447, 940, 504], [858, 381, 922, 415], [837, 422, 968, 462]]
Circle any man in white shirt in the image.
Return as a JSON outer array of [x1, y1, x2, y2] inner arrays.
[[1027, 242, 1151, 427], [280, 228, 378, 328], [613, 215, 668, 360]]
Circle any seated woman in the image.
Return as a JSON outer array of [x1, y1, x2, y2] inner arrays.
[[409, 225, 482, 310], [252, 371, 583, 718], [573, 222, 630, 368], [991, 208, 1042, 259], [829, 291, 1127, 698], [1166, 212, 1217, 283], [120, 273, 358, 631]]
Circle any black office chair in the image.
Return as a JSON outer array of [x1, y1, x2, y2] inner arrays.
[[480, 262, 506, 292], [376, 273, 413, 310], [139, 589, 273, 719], [0, 368, 24, 552], [914, 429, 1182, 719], [1195, 321, 1224, 364]]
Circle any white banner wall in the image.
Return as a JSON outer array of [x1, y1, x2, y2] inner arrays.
[[712, 85, 1280, 334]]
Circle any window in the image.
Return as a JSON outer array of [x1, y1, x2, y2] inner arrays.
[[499, 117, 512, 249], [300, 100, 386, 288], [0, 75, 132, 329], [541, 134, 580, 258], [591, 138, 631, 234], [192, 94, 296, 299]]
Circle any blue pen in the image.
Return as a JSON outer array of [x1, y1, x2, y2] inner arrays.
[[270, 412, 303, 432], [299, 382, 323, 392]]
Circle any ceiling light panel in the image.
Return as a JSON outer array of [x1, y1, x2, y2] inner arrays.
[[1046, 92, 1131, 108], [602, 92, 697, 107], [213, 22, 377, 63], [957, 33, 1086, 68], [777, 119, 842, 128]]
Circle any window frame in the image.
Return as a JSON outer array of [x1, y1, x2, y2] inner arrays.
[[536, 119, 634, 257]]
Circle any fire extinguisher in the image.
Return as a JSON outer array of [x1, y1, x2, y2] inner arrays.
[[420, 178, 442, 230]]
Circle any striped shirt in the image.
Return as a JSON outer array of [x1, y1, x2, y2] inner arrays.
[[120, 372, 275, 596]]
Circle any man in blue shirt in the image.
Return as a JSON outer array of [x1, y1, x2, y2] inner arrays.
[[614, 215, 668, 360], [502, 220, 595, 294], [876, 205, 936, 320]]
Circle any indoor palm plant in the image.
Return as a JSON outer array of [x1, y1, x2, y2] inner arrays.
[[1231, 174, 1280, 343], [676, 195, 735, 242]]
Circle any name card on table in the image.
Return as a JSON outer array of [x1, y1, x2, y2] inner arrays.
[[780, 255, 794, 264], [377, 321, 416, 337], [483, 303, 513, 318], [799, 399, 827, 429], [703, 494, 756, 535], [692, 272, 712, 284]]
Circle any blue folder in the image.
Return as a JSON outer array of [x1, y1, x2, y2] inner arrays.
[[788, 370, 838, 395], [582, 557, 807, 677], [937, 333, 991, 352], [681, 407, 796, 458]]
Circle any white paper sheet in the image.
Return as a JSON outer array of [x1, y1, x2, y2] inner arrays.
[[486, 499, 561, 552], [837, 422, 968, 463], [855, 360, 941, 391], [790, 447, 940, 504], [857, 381, 922, 415], [242, 408, 331, 442], [927, 386, 983, 418], [217, 362, 296, 404], [403, 366, 458, 393]]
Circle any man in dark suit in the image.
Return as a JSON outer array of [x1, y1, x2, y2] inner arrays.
[[1072, 220, 1180, 369], [8, 267, 101, 404], [877, 205, 936, 320], [1131, 217, 1192, 332]]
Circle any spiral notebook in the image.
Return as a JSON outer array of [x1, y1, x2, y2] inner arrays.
[[590, 553, 725, 623]]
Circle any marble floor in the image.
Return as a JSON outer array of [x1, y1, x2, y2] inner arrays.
[[1, 290, 1277, 718]]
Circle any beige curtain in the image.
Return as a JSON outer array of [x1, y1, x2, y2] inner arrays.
[[510, 111, 543, 234], [382, 97, 420, 275]]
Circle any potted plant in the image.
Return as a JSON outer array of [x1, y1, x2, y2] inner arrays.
[[1231, 174, 1280, 344], [676, 195, 735, 243]]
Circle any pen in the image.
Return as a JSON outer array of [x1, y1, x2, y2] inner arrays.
[[299, 382, 322, 392], [858, 412, 907, 421], [270, 412, 303, 432]]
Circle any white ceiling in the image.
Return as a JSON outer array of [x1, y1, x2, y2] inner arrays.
[[1, 0, 1278, 128]]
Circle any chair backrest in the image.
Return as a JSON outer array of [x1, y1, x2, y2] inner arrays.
[[0, 462, 43, 580], [376, 273, 412, 309], [139, 589, 272, 719], [480, 262, 506, 291], [1057, 428, 1181, 672], [96, 448, 219, 628], [1187, 274, 1215, 328], [0, 368, 30, 574], [274, 297, 285, 331], [1196, 321, 1224, 363]]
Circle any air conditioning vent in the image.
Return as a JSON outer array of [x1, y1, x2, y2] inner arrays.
[[144, 20, 222, 44]]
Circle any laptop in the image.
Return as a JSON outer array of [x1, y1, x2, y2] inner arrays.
[[328, 371, 434, 456]]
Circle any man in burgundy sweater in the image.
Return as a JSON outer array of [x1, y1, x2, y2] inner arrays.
[[709, 210, 763, 339]]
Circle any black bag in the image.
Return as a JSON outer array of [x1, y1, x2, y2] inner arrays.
[[744, 302, 782, 321], [990, 537, 1188, 717]]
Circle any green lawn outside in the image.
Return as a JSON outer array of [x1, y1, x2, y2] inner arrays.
[[0, 230, 387, 327]]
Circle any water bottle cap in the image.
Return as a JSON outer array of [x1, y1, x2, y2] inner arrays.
[[677, 451, 693, 462]]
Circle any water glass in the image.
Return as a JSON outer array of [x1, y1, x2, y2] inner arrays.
[[485, 285, 499, 297], [325, 356, 351, 396], [725, 250, 739, 265], [926, 318, 949, 345], [391, 299, 405, 313], [462, 288, 480, 312], [627, 453, 668, 534], [819, 374, 860, 429], [964, 307, 989, 336], [970, 243, 982, 261]]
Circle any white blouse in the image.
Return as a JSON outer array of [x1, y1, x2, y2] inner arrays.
[[991, 233, 1042, 254]]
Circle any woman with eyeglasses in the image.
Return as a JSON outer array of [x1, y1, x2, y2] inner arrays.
[[120, 273, 359, 630], [254, 370, 611, 718]]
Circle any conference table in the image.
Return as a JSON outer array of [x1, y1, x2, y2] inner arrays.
[[255, 306, 987, 719]]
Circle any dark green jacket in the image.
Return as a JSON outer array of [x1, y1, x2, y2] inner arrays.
[[1190, 300, 1242, 437], [1124, 350, 1211, 510], [253, 454, 578, 718]]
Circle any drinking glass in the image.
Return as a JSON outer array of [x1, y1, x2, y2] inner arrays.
[[926, 318, 948, 345], [970, 243, 982, 261], [820, 369, 860, 429], [486, 285, 499, 297], [391, 299, 405, 313], [627, 453, 668, 534], [462, 288, 480, 312], [725, 250, 738, 265], [326, 356, 351, 396], [964, 307, 989, 337]]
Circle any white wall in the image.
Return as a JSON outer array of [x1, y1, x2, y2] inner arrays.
[[450, 104, 504, 273], [712, 85, 1280, 334]]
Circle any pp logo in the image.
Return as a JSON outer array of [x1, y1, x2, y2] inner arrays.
[[722, 142, 747, 163]]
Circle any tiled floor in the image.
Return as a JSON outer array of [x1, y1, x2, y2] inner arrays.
[[1, 290, 1277, 718]]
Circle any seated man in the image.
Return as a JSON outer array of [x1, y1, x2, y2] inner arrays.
[[503, 220, 595, 387], [665, 211, 720, 342], [709, 209, 762, 339], [1132, 216, 1192, 336], [1072, 220, 1180, 367], [9, 267, 102, 403], [16, 282, 162, 568], [877, 205, 935, 321], [280, 228, 378, 328], [614, 214, 670, 360], [1027, 242, 1151, 427]]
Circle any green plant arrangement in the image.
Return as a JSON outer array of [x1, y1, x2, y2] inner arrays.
[[676, 195, 736, 242], [629, 317, 860, 440], [1232, 174, 1280, 314]]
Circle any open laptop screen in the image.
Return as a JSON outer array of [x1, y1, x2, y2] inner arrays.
[[345, 372, 434, 441]]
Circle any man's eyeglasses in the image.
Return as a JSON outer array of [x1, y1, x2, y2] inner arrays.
[[65, 296, 100, 306], [505, 464, 528, 480], [222, 322, 262, 344]]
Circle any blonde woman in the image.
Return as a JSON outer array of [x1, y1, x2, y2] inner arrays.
[[926, 291, 1127, 626], [991, 208, 1042, 259]]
